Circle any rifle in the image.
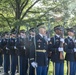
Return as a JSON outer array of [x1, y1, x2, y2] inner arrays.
[[72, 26, 76, 60], [59, 19, 67, 60], [59, 27, 64, 60]]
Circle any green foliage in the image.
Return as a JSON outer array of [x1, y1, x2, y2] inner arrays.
[[0, 0, 76, 34]]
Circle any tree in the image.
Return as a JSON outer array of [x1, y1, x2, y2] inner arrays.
[[0, 0, 41, 31], [0, 0, 76, 32]]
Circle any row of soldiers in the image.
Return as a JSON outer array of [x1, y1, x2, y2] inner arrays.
[[0, 25, 76, 75], [0, 30, 29, 75]]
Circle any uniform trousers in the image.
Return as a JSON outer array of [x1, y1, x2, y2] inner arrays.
[[0, 53, 3, 66], [53, 62, 64, 75], [67, 61, 75, 75], [19, 55, 28, 75], [4, 54, 10, 74], [36, 66, 47, 75], [11, 54, 17, 75], [29, 63, 35, 75]]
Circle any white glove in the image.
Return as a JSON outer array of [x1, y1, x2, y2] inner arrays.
[[31, 62, 37, 68], [24, 46, 26, 49], [75, 40, 76, 43], [14, 46, 17, 49], [48, 38, 50, 41], [58, 47, 63, 51], [74, 48, 76, 52], [6, 47, 9, 50], [60, 38, 64, 43]]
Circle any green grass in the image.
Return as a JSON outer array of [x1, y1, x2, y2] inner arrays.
[[48, 61, 67, 75]]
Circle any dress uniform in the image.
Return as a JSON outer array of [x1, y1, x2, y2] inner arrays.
[[0, 36, 3, 66], [64, 28, 76, 75], [29, 29, 35, 75], [31, 27, 48, 75], [17, 30, 29, 75], [1, 32, 10, 75], [48, 26, 64, 75], [8, 32, 17, 75]]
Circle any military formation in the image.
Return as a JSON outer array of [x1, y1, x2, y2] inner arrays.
[[0, 25, 76, 75]]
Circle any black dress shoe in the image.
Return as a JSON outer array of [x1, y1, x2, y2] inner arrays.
[[4, 73, 9, 75]]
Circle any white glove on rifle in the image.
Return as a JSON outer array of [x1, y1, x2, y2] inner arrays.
[[24, 46, 26, 49], [48, 38, 50, 41], [6, 47, 9, 50], [14, 46, 17, 49], [58, 47, 63, 52], [31, 62, 37, 68], [75, 40, 76, 43], [60, 38, 64, 43], [74, 48, 76, 52]]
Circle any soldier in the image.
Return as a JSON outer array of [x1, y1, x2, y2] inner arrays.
[[48, 25, 64, 75], [1, 32, 10, 75], [29, 28, 36, 75], [0, 34, 3, 67], [64, 28, 76, 75], [31, 26, 48, 75], [17, 30, 29, 75], [8, 32, 17, 75]]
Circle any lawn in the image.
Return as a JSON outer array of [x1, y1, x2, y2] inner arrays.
[[48, 61, 67, 75]]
